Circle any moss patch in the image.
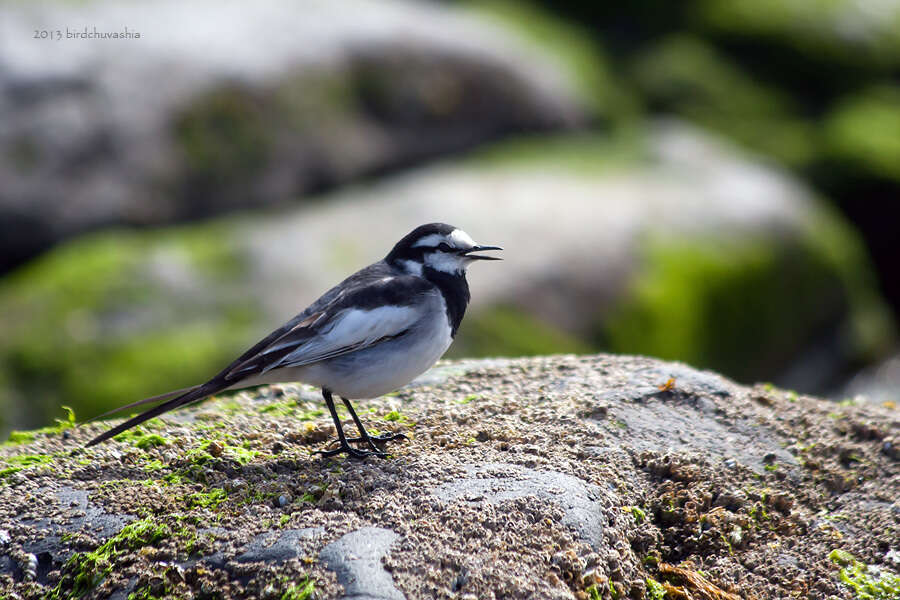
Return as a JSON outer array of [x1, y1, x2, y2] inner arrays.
[[695, 0, 900, 68], [0, 226, 256, 433], [451, 305, 593, 359], [46, 517, 169, 600], [463, 130, 643, 177], [829, 549, 900, 599], [824, 85, 900, 181], [186, 487, 227, 510], [629, 34, 815, 166], [462, 0, 636, 122], [113, 428, 168, 450], [602, 210, 893, 383]]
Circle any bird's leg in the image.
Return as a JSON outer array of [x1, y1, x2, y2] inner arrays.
[[340, 396, 407, 452], [316, 388, 385, 459]]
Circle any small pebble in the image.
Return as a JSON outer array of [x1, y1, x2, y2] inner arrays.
[[278, 495, 290, 507]]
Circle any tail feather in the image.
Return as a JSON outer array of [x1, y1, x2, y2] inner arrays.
[[85, 382, 223, 447], [80, 385, 201, 425]]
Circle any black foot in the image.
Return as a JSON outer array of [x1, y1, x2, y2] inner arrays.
[[315, 442, 386, 460], [348, 432, 408, 445]]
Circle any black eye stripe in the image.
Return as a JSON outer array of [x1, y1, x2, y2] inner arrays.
[[437, 242, 454, 252]]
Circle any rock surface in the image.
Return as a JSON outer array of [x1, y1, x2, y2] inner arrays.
[[1, 120, 893, 432], [0, 0, 584, 272], [1, 354, 898, 599]]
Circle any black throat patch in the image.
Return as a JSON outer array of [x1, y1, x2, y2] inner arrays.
[[423, 266, 470, 337]]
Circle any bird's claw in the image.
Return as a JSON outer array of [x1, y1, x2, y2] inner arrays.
[[348, 431, 407, 445], [317, 431, 406, 458], [315, 443, 386, 460]]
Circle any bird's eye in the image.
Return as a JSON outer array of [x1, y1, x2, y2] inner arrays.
[[437, 242, 454, 252]]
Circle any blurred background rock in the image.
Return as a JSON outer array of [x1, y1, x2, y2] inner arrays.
[[1, 0, 898, 435]]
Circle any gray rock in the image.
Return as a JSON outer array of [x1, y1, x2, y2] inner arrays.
[[0, 0, 584, 272], [595, 391, 798, 475], [839, 352, 900, 405], [20, 485, 134, 564], [432, 463, 610, 549], [237, 528, 324, 564], [319, 527, 404, 600], [0, 554, 16, 578], [1, 354, 898, 599]]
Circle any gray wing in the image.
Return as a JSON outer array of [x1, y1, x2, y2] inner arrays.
[[222, 274, 435, 380]]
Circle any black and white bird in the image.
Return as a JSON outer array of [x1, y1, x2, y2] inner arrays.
[[86, 223, 501, 458]]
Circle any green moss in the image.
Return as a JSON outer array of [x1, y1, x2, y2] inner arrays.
[[190, 440, 258, 466], [46, 517, 169, 600], [4, 430, 34, 445], [128, 586, 167, 600], [829, 549, 900, 599], [113, 428, 168, 449], [631, 506, 647, 525], [280, 578, 315, 600], [187, 488, 227, 510], [4, 454, 53, 467], [696, 0, 900, 67], [0, 225, 256, 432], [1, 453, 53, 479], [451, 305, 593, 359], [461, 0, 636, 121], [464, 130, 643, 177], [629, 34, 815, 166], [0, 467, 22, 479], [646, 577, 667, 600], [602, 213, 894, 383], [825, 85, 900, 181]]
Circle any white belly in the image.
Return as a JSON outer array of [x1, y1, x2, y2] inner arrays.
[[233, 297, 454, 399]]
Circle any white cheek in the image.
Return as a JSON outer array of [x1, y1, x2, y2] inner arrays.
[[425, 252, 465, 273]]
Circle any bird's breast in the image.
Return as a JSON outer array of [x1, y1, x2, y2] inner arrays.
[[298, 294, 453, 399]]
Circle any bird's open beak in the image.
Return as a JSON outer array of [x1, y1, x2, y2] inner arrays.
[[461, 245, 503, 260]]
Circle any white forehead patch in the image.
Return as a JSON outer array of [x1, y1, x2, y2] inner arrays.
[[449, 229, 477, 248], [411, 233, 445, 248], [411, 229, 478, 249]]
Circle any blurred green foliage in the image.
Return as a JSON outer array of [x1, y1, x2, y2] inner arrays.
[[629, 35, 817, 166], [463, 0, 639, 122], [603, 210, 893, 383], [824, 86, 900, 181], [0, 227, 256, 433], [451, 306, 593, 358]]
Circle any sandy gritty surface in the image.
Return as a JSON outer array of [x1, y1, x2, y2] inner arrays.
[[1, 354, 898, 599]]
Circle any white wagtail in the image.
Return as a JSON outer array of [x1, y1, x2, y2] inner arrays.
[[86, 223, 501, 458]]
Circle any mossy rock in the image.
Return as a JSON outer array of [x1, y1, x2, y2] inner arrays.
[[695, 0, 900, 69], [629, 35, 816, 167], [462, 0, 638, 123], [602, 209, 893, 384], [0, 225, 259, 433], [824, 85, 900, 182]]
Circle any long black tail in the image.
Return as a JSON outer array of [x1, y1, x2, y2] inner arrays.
[[81, 385, 199, 425], [85, 381, 225, 447]]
